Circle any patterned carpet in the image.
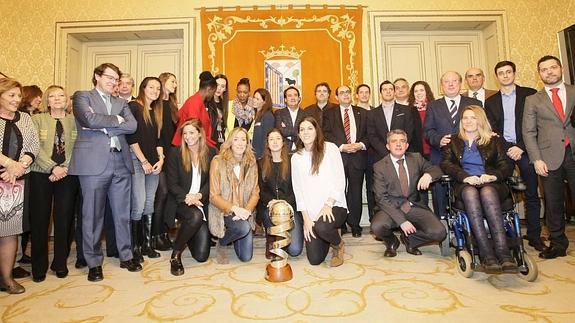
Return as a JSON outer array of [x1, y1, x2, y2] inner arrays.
[[1, 226, 575, 323]]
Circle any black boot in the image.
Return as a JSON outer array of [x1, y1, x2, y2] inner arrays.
[[170, 250, 184, 276], [159, 232, 173, 251], [131, 220, 144, 263], [142, 214, 160, 258]]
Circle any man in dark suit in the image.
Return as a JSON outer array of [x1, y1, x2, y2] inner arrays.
[[372, 129, 446, 257], [68, 63, 141, 281], [302, 82, 337, 127], [484, 60, 543, 251], [275, 86, 304, 153], [323, 85, 369, 237], [368, 81, 422, 164], [523, 55, 575, 259], [424, 71, 481, 217], [463, 67, 497, 106]]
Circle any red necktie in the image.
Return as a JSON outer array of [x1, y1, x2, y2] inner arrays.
[[344, 108, 351, 144], [551, 88, 570, 146]]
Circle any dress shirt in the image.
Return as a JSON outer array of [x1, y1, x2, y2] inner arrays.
[[443, 95, 462, 110], [469, 88, 486, 105], [288, 107, 299, 128], [462, 140, 485, 176], [339, 105, 357, 144], [381, 103, 394, 131], [501, 86, 517, 143], [389, 154, 409, 187], [187, 163, 205, 220], [544, 82, 567, 116], [95, 88, 121, 149]]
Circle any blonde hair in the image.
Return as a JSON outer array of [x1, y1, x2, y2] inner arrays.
[[458, 105, 492, 145], [179, 119, 209, 173], [39, 85, 71, 114], [219, 127, 256, 175]]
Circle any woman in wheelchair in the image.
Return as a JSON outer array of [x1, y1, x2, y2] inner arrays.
[[441, 105, 516, 273]]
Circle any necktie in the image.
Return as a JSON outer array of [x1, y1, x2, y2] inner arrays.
[[472, 92, 478, 99], [397, 158, 411, 213], [551, 88, 570, 146], [449, 99, 457, 125], [344, 108, 351, 144], [104, 95, 122, 150], [52, 119, 65, 164]]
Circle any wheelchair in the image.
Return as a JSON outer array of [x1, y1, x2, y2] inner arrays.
[[439, 175, 538, 281]]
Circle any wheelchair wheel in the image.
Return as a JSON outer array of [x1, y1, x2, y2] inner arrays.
[[457, 250, 474, 278], [518, 253, 538, 282]]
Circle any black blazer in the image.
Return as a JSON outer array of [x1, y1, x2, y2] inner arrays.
[[165, 146, 217, 217], [322, 105, 369, 170], [484, 85, 537, 151], [368, 103, 422, 163], [257, 158, 297, 215], [302, 102, 337, 128], [424, 96, 482, 164], [274, 107, 304, 152], [440, 135, 513, 197]]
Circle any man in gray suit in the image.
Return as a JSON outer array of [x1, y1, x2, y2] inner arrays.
[[68, 63, 141, 281], [523, 55, 575, 259], [371, 129, 446, 257]]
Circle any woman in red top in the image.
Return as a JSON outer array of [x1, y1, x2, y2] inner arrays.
[[408, 81, 435, 159], [172, 72, 217, 147]]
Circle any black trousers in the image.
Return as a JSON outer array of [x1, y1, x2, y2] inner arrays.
[[29, 172, 79, 276], [541, 146, 575, 250], [343, 162, 365, 230], [306, 206, 347, 265], [371, 206, 446, 248], [173, 203, 210, 262], [515, 153, 542, 240]]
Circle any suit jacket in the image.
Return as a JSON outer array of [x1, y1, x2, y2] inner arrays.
[[68, 89, 137, 176], [368, 103, 422, 163], [523, 84, 575, 170], [302, 102, 337, 128], [323, 105, 369, 170], [423, 96, 482, 164], [165, 146, 217, 217], [274, 107, 304, 152], [373, 152, 442, 225], [485, 85, 537, 152]]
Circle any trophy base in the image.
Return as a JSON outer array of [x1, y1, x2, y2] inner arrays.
[[265, 263, 293, 282]]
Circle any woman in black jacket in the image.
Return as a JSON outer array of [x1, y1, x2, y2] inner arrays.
[[441, 105, 515, 273], [166, 119, 216, 276], [258, 128, 303, 259]]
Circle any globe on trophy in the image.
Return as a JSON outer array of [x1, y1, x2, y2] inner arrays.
[[265, 200, 294, 282]]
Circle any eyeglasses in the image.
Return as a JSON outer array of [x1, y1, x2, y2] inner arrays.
[[338, 90, 351, 95], [101, 73, 119, 83]]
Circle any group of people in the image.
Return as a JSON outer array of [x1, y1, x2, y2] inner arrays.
[[0, 54, 573, 295]]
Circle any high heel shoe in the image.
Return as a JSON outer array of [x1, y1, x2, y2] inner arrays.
[[0, 281, 25, 294]]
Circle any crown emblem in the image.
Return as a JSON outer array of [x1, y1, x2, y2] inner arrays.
[[259, 45, 305, 59]]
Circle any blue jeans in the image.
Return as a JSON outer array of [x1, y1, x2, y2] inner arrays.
[[220, 216, 253, 262], [262, 209, 303, 257], [131, 154, 160, 221]]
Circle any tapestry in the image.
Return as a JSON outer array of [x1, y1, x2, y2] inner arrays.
[[200, 5, 363, 108]]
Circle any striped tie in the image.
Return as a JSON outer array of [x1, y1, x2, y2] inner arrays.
[[449, 99, 457, 124], [344, 108, 351, 144]]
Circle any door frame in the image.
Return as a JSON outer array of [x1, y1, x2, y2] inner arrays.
[[54, 17, 196, 98], [367, 10, 510, 98]]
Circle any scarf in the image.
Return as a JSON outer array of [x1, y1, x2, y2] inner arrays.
[[232, 97, 255, 126]]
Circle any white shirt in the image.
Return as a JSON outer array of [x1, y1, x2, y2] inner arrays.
[[187, 164, 205, 220], [395, 99, 409, 105], [544, 82, 567, 116], [291, 142, 347, 221], [381, 103, 394, 130], [444, 95, 462, 111], [339, 105, 357, 144], [468, 88, 486, 105], [288, 107, 299, 127]]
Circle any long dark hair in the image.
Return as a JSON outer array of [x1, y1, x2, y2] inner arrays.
[[261, 128, 289, 181], [254, 88, 273, 123], [135, 77, 164, 137], [408, 80, 435, 106], [159, 72, 179, 124], [295, 116, 325, 175]]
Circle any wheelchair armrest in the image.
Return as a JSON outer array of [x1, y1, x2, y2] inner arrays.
[[506, 176, 526, 191], [440, 174, 453, 183]]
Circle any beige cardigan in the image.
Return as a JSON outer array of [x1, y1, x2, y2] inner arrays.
[[208, 155, 259, 238]]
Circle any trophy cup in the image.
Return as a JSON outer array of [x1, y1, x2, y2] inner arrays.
[[265, 201, 294, 282]]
